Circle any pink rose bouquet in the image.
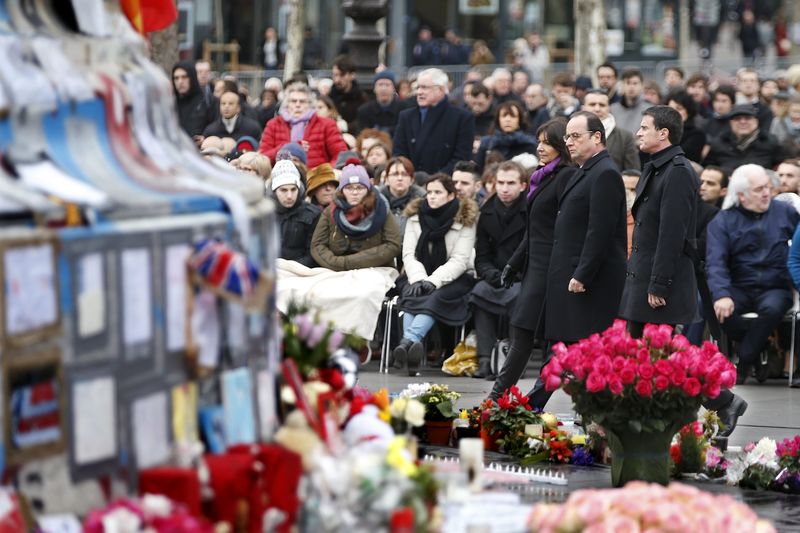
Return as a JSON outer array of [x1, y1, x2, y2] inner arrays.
[[541, 320, 737, 434]]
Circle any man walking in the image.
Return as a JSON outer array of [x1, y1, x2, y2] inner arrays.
[[619, 105, 747, 437]]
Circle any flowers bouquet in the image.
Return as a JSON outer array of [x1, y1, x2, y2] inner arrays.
[[479, 386, 544, 456], [725, 435, 800, 493], [670, 412, 726, 477], [524, 428, 595, 466], [527, 482, 776, 533], [541, 320, 737, 485], [400, 383, 461, 421], [281, 301, 364, 379], [83, 494, 212, 533]]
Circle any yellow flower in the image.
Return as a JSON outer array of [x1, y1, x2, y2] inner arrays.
[[571, 434, 587, 445], [541, 412, 558, 430], [459, 409, 469, 419], [386, 436, 417, 477]]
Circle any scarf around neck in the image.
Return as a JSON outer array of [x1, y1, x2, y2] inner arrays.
[[281, 109, 315, 143], [331, 191, 388, 239], [527, 156, 561, 199], [415, 198, 459, 275]]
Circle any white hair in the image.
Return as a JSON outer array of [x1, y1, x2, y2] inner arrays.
[[419, 68, 450, 95], [722, 164, 767, 209], [492, 67, 512, 80], [279, 82, 316, 114]]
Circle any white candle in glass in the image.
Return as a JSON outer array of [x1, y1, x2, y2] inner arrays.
[[459, 437, 484, 492]]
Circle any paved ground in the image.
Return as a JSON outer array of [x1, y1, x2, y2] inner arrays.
[[358, 358, 800, 449]]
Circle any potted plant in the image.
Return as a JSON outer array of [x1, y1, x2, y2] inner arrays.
[[479, 386, 544, 455], [454, 407, 482, 445], [400, 383, 460, 446], [541, 320, 737, 487]]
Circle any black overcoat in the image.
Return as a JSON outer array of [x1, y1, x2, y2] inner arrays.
[[392, 99, 475, 175], [507, 165, 573, 333], [474, 194, 527, 284], [278, 202, 321, 268], [618, 145, 699, 325], [544, 151, 627, 343]]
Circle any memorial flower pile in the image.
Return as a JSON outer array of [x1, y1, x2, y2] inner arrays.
[[400, 383, 461, 421], [726, 435, 800, 493], [527, 481, 776, 532], [541, 320, 737, 434]]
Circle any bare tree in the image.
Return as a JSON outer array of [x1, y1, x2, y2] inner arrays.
[[283, 0, 305, 83], [574, 0, 606, 80], [148, 6, 179, 74]]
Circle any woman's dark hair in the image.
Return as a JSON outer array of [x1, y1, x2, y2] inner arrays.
[[666, 88, 697, 121], [426, 172, 457, 195], [535, 118, 571, 164], [385, 156, 415, 177], [316, 94, 340, 117], [493, 100, 528, 133], [712, 85, 736, 106]]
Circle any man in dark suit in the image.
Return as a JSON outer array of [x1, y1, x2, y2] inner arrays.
[[619, 105, 748, 437], [392, 68, 475, 175], [469, 161, 528, 378], [355, 71, 410, 137], [544, 111, 627, 344]]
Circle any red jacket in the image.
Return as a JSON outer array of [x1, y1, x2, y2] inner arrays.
[[258, 113, 348, 168]]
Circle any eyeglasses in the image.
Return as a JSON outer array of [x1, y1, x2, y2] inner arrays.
[[563, 131, 594, 142], [343, 184, 368, 192]]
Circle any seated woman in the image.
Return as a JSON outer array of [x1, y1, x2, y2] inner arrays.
[[276, 164, 401, 343], [473, 101, 538, 172], [377, 156, 426, 236], [271, 159, 320, 267], [393, 173, 478, 375]]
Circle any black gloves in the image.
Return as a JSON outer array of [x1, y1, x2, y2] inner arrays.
[[406, 280, 436, 297], [500, 265, 516, 289], [486, 270, 503, 288]]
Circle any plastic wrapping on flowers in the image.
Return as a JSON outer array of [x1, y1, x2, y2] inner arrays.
[[526, 482, 777, 533]]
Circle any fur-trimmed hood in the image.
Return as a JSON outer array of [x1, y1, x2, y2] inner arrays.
[[402, 197, 479, 227]]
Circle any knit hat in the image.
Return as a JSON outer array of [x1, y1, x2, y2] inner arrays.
[[373, 70, 396, 86], [334, 150, 361, 170], [575, 75, 593, 90], [306, 163, 338, 196], [271, 160, 302, 191], [337, 164, 371, 191], [279, 142, 308, 165]]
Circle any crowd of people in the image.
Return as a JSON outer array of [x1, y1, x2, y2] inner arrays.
[[170, 50, 800, 438]]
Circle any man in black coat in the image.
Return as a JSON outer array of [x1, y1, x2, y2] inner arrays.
[[330, 55, 367, 133], [171, 61, 213, 145], [469, 161, 528, 378], [619, 105, 748, 437], [271, 160, 321, 267], [393, 68, 475, 175], [356, 71, 411, 137], [201, 91, 263, 143], [703, 104, 785, 170], [545, 111, 627, 343]]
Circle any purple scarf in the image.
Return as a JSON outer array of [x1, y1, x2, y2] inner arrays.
[[280, 109, 315, 143], [527, 156, 561, 200]]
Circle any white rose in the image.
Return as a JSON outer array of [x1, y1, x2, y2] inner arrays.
[[404, 399, 426, 427]]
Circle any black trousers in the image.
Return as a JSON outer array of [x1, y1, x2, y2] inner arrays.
[[627, 320, 733, 411], [489, 325, 553, 409]]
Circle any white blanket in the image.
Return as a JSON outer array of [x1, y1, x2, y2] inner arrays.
[[276, 259, 399, 340]]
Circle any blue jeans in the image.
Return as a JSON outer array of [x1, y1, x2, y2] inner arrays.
[[402, 313, 436, 343]]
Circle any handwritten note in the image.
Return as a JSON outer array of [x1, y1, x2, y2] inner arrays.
[[222, 368, 255, 445], [4, 243, 57, 335], [77, 253, 105, 338], [132, 391, 170, 469], [72, 377, 116, 465], [121, 248, 152, 346], [165, 244, 190, 352]]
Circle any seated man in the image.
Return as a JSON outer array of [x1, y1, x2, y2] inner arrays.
[[469, 161, 527, 378], [707, 164, 800, 383]]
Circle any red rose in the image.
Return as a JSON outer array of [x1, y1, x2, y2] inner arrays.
[[586, 372, 607, 393], [635, 379, 653, 397], [670, 369, 686, 386], [620, 367, 636, 385], [702, 382, 721, 399], [608, 378, 624, 395], [655, 359, 673, 376], [682, 377, 701, 396], [638, 363, 655, 380], [654, 375, 670, 391]]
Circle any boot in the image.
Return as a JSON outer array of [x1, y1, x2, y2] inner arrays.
[[473, 359, 495, 380], [392, 338, 413, 370], [407, 342, 424, 376]]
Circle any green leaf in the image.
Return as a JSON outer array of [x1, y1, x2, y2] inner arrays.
[[628, 420, 643, 433]]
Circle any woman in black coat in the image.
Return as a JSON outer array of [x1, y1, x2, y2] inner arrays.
[[473, 101, 538, 172], [665, 89, 707, 164], [489, 118, 574, 402]]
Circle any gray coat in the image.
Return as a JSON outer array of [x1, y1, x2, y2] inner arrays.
[[618, 145, 699, 324]]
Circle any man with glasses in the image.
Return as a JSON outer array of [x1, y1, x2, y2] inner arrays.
[[544, 111, 627, 345], [392, 68, 475, 174], [704, 104, 785, 170]]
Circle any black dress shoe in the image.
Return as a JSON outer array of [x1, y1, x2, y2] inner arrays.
[[791, 376, 800, 388], [392, 338, 413, 370], [717, 395, 748, 438], [473, 360, 495, 380], [407, 341, 424, 376]]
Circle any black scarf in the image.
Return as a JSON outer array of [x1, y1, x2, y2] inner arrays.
[[495, 194, 525, 227], [416, 198, 459, 274]]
